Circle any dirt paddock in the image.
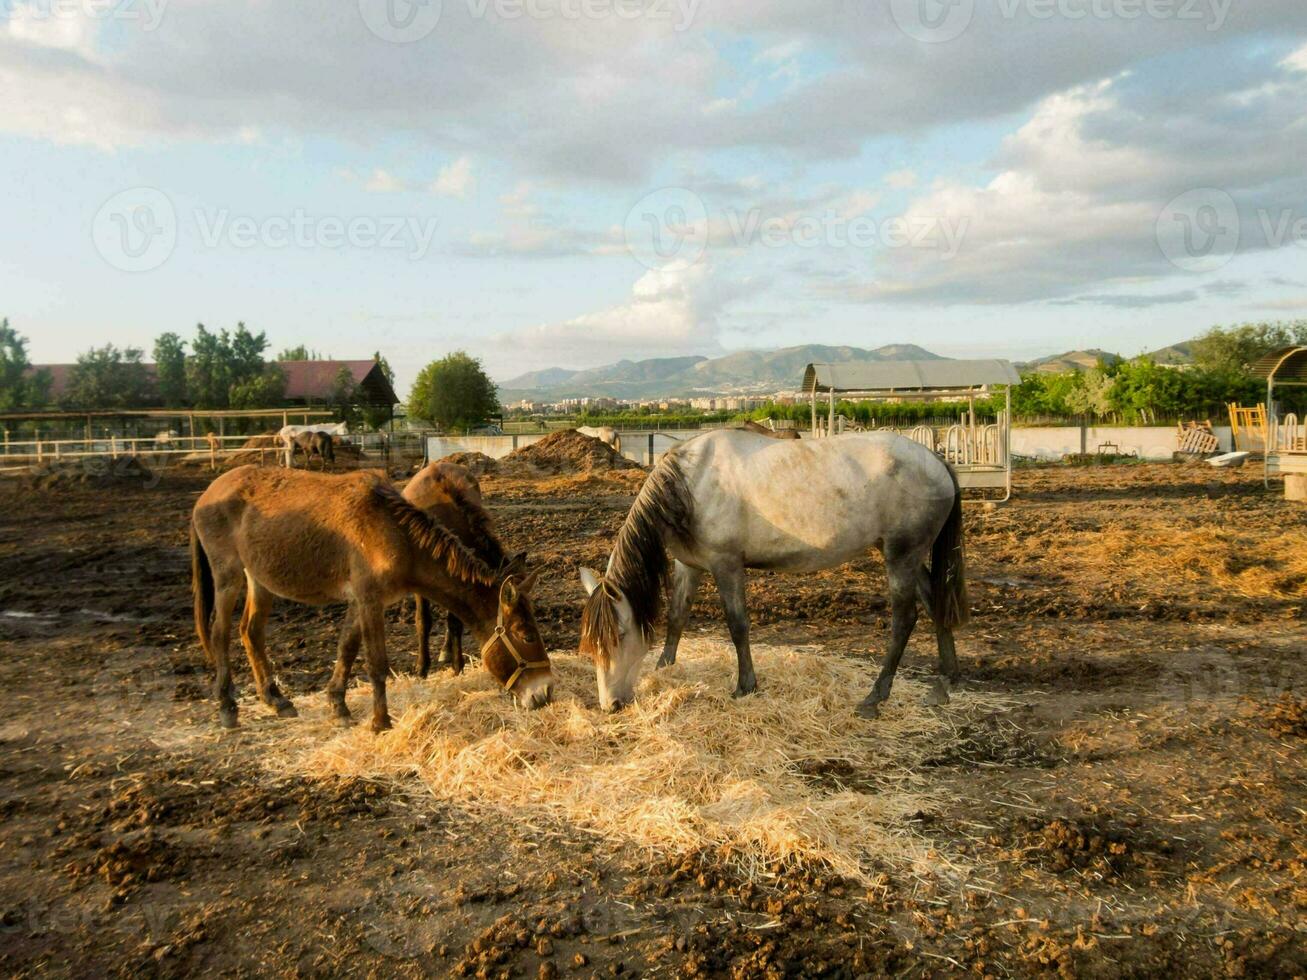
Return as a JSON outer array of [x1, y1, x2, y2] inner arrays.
[[0, 458, 1303, 978]]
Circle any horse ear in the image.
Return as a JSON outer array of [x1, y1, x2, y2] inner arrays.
[[517, 568, 541, 595], [499, 579, 519, 607], [504, 551, 528, 576], [579, 567, 602, 596]]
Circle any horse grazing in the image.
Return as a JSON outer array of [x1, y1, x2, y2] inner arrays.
[[278, 422, 348, 467], [286, 430, 336, 469], [740, 419, 801, 440], [190, 466, 553, 732], [578, 429, 967, 716], [403, 461, 508, 677], [577, 426, 623, 454]]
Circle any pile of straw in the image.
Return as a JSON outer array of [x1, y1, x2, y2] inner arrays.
[[268, 640, 992, 883]]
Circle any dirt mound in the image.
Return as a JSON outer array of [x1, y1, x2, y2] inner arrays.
[[241, 433, 282, 449], [437, 451, 499, 477], [497, 429, 641, 477], [29, 455, 158, 490]]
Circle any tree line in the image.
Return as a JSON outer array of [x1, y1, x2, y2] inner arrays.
[[742, 322, 1306, 427], [0, 319, 399, 428]]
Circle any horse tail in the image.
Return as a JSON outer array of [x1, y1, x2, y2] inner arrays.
[[930, 466, 969, 629], [191, 522, 216, 666]]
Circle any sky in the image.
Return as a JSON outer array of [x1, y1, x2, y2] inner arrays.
[[3, 0, 1307, 394]]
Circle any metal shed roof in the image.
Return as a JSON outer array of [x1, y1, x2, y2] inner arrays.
[[803, 359, 1021, 394], [1251, 346, 1307, 385]]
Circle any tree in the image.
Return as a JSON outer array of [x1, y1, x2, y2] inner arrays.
[[1064, 368, 1115, 419], [329, 365, 362, 428], [1190, 322, 1306, 374], [409, 352, 500, 432], [229, 364, 286, 409], [277, 345, 324, 361], [61, 344, 152, 409], [361, 352, 396, 430], [185, 322, 273, 409], [0, 319, 50, 410], [153, 332, 188, 406]]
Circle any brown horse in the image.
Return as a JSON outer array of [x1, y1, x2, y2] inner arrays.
[[403, 461, 506, 677], [190, 466, 553, 732], [288, 430, 336, 469], [741, 419, 801, 440]]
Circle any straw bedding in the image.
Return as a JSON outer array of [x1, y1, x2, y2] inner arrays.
[[264, 639, 998, 883]]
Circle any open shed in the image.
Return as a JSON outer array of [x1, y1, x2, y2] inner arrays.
[[803, 359, 1021, 499], [1253, 346, 1307, 498]]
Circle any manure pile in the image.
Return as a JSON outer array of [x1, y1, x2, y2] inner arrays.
[[263, 639, 1004, 884], [496, 430, 641, 477], [29, 455, 157, 489], [437, 451, 499, 477]]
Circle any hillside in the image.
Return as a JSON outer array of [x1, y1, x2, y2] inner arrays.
[[1019, 349, 1122, 374], [497, 344, 943, 402]]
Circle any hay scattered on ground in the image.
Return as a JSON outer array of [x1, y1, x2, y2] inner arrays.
[[1036, 524, 1307, 599], [263, 640, 1002, 883], [497, 430, 641, 478]]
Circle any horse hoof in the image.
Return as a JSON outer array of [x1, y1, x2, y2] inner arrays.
[[371, 718, 393, 734], [923, 678, 952, 707], [656, 655, 676, 670], [855, 699, 881, 720], [275, 700, 299, 719], [731, 684, 757, 700], [219, 710, 239, 730]]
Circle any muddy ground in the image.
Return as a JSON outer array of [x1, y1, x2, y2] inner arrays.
[[0, 457, 1303, 978]]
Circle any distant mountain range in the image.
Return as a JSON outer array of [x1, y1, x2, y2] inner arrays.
[[499, 339, 1201, 403], [496, 344, 943, 402]]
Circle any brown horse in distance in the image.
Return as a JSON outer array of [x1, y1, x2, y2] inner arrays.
[[190, 466, 553, 732], [289, 430, 336, 469], [403, 461, 509, 677], [741, 419, 801, 440]]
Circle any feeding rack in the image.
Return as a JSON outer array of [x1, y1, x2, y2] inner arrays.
[[1253, 346, 1307, 498], [802, 360, 1021, 501]]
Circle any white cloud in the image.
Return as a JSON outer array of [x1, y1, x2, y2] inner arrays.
[[884, 169, 918, 190], [429, 156, 474, 198], [827, 64, 1307, 305], [505, 261, 743, 361], [1282, 43, 1307, 72], [4, 2, 99, 56], [364, 168, 405, 193]]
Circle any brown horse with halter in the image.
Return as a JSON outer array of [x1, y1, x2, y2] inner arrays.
[[402, 461, 504, 677], [190, 466, 553, 732]]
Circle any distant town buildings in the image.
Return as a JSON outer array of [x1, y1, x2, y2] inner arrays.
[[505, 391, 802, 415]]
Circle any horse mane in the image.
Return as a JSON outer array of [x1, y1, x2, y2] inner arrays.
[[428, 467, 506, 569], [580, 454, 693, 662], [372, 483, 499, 588]]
